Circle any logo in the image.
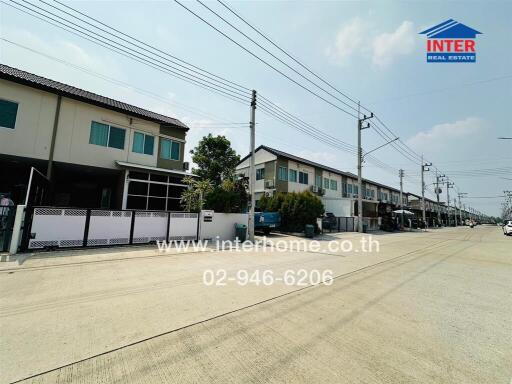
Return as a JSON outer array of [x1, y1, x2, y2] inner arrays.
[[419, 19, 482, 63]]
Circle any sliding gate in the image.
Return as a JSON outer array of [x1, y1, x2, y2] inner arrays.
[[25, 207, 199, 250]]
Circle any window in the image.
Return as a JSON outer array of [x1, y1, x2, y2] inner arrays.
[[324, 177, 329, 189], [347, 184, 353, 194], [89, 121, 126, 150], [353, 185, 359, 195], [132, 132, 155, 155], [299, 171, 309, 185], [289, 169, 297, 182], [315, 175, 322, 187], [160, 138, 181, 160], [256, 168, 265, 180], [0, 99, 18, 129], [330, 179, 337, 191], [278, 166, 288, 181]]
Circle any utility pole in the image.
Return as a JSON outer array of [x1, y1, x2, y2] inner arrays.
[[421, 156, 432, 229], [446, 179, 454, 226], [458, 192, 467, 225], [435, 171, 445, 227], [248, 90, 257, 242], [399, 169, 404, 229], [453, 197, 458, 226], [357, 102, 373, 233]]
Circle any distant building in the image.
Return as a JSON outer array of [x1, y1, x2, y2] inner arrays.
[[0, 65, 190, 210], [236, 145, 405, 218]]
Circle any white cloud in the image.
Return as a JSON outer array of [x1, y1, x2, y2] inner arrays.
[[407, 117, 485, 150], [326, 18, 367, 65], [326, 20, 415, 68], [372, 21, 415, 68], [1, 27, 115, 76]]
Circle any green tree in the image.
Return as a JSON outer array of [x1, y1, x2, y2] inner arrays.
[[190, 134, 240, 185], [205, 177, 249, 213], [180, 176, 213, 212]]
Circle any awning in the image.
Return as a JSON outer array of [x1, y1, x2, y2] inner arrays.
[[116, 161, 195, 176], [393, 209, 414, 215]]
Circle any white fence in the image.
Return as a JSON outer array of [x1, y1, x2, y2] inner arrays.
[[26, 207, 247, 250], [28, 208, 87, 249], [27, 207, 199, 250], [169, 212, 199, 241], [132, 211, 167, 244], [88, 210, 133, 246]]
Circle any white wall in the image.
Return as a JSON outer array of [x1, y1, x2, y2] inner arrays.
[[236, 164, 267, 193], [236, 149, 277, 193], [0, 80, 181, 170], [322, 171, 342, 198], [321, 197, 353, 216], [199, 212, 248, 242], [287, 161, 314, 193], [54, 98, 161, 169], [0, 79, 56, 160], [236, 148, 277, 169]]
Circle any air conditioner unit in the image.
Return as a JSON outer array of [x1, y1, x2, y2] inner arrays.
[[264, 180, 275, 189], [183, 162, 190, 171], [310, 185, 319, 193], [352, 194, 358, 198], [264, 190, 274, 198]]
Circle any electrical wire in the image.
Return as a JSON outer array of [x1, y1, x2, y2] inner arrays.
[[173, 0, 359, 119], [3, 0, 252, 105]]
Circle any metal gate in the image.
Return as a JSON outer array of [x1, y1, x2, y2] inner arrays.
[[25, 207, 199, 250], [337, 217, 355, 232], [0, 206, 16, 252]]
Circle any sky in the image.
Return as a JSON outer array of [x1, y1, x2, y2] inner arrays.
[[1, 0, 511, 216]]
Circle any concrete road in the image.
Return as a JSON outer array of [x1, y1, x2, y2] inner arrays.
[[0, 226, 510, 383]]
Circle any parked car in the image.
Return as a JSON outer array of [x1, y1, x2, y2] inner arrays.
[[503, 220, 512, 236], [254, 212, 281, 235], [321, 212, 337, 231]]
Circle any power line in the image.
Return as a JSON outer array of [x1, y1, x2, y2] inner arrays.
[[4, 0, 252, 104], [51, 0, 251, 93], [196, 0, 360, 115], [1, 37, 249, 125], [173, 0, 359, 119], [215, 0, 362, 108]]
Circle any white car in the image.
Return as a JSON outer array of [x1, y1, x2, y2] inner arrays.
[[503, 220, 512, 236]]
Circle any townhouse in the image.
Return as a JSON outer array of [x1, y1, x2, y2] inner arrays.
[[0, 65, 190, 211], [236, 145, 408, 220]]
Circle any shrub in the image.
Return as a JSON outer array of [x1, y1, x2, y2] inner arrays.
[[260, 191, 324, 232]]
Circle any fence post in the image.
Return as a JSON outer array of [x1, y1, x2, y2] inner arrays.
[[83, 209, 91, 247], [166, 211, 171, 243], [19, 205, 35, 252], [8, 205, 26, 255], [196, 211, 201, 242], [129, 210, 136, 245]]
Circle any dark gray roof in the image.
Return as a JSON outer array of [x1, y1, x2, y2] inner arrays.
[[0, 64, 188, 130]]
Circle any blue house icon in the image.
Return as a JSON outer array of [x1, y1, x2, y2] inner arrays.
[[419, 19, 482, 39]]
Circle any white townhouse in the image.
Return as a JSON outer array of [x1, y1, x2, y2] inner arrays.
[[0, 65, 191, 211], [236, 145, 407, 218]]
